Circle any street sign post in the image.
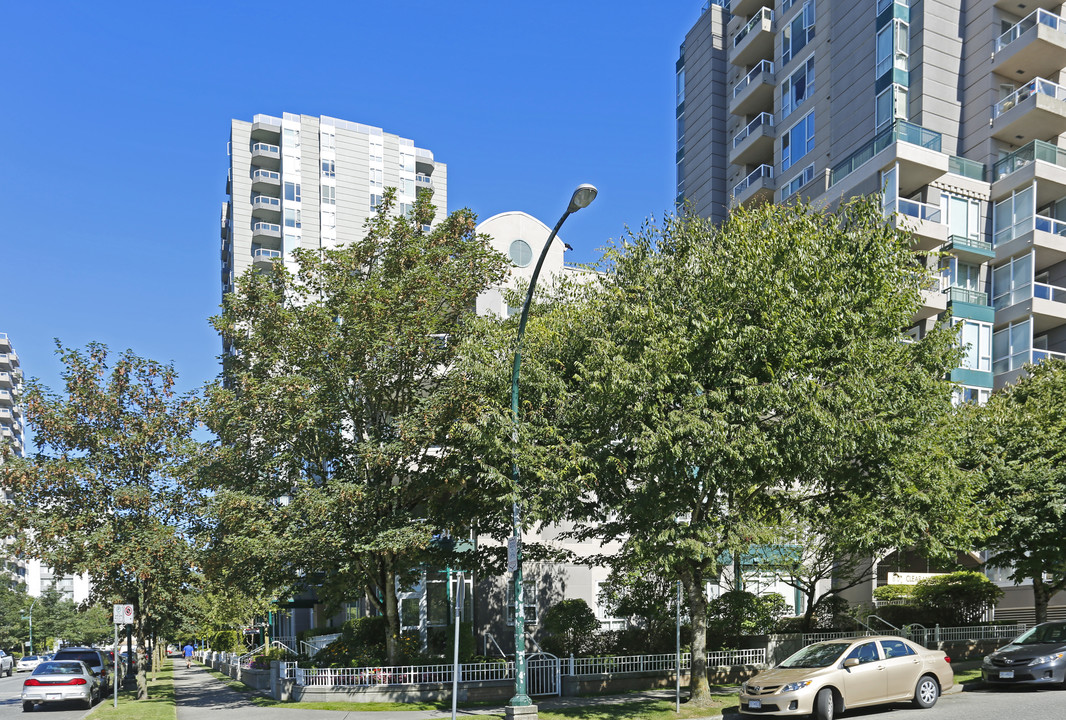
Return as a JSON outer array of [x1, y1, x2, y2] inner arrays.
[[112, 605, 133, 707], [451, 571, 465, 720]]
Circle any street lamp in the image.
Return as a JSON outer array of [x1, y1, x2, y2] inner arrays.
[[509, 184, 597, 714], [24, 596, 39, 656]]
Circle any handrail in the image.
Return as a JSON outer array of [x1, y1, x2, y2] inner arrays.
[[994, 77, 1066, 118], [733, 112, 774, 148], [995, 8, 1065, 53], [864, 614, 903, 633], [733, 60, 774, 99], [734, 7, 773, 48]]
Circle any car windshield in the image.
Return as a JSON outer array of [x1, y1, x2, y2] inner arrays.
[[34, 662, 84, 675], [779, 642, 850, 668], [21, 656, 38, 662], [1013, 623, 1066, 645]]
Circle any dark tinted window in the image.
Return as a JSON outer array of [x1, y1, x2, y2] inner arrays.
[[34, 662, 85, 675], [846, 642, 880, 664], [53, 651, 101, 667], [880, 639, 916, 658]]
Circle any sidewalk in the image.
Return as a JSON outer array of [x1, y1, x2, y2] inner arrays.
[[173, 662, 712, 719]]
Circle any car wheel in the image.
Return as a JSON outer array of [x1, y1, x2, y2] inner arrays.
[[914, 675, 939, 708], [22, 701, 32, 712], [813, 688, 835, 720]]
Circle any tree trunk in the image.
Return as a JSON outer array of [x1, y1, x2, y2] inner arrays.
[[685, 568, 713, 706], [384, 563, 401, 665], [1033, 575, 1049, 624], [801, 586, 818, 632], [135, 624, 148, 700]]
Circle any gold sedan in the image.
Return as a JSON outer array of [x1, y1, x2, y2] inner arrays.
[[739, 636, 953, 719]]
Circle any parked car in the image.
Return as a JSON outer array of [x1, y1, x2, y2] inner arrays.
[[16, 656, 44, 673], [739, 636, 953, 719], [50, 647, 112, 693], [0, 650, 12, 676], [21, 659, 100, 711], [982, 620, 1066, 687]]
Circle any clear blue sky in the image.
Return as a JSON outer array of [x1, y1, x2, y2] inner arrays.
[[1, 1, 703, 400]]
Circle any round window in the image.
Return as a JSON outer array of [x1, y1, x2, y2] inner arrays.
[[509, 239, 533, 267]]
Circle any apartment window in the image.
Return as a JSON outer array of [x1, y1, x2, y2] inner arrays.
[[993, 252, 1033, 311], [403, 178, 415, 196], [321, 184, 336, 205], [676, 158, 685, 197], [781, 111, 815, 171], [876, 19, 909, 77], [782, 56, 814, 118], [993, 319, 1031, 373], [676, 67, 685, 106], [370, 167, 383, 188], [322, 160, 335, 178], [876, 83, 908, 129], [956, 319, 992, 372], [284, 182, 301, 203], [506, 578, 538, 625], [677, 113, 685, 152], [782, 163, 815, 198], [941, 192, 981, 241], [284, 208, 301, 229], [321, 131, 335, 150], [953, 386, 990, 406], [993, 185, 1034, 245], [782, 0, 816, 65], [370, 193, 383, 210], [322, 209, 336, 229], [283, 128, 300, 147]]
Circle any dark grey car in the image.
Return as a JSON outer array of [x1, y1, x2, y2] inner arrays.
[[982, 621, 1066, 687]]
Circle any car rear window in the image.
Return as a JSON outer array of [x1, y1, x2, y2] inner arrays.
[[54, 652, 100, 666], [35, 662, 84, 675]]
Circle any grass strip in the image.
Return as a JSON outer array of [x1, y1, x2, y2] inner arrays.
[[89, 659, 175, 720]]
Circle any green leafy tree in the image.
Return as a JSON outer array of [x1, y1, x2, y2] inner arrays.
[[0, 343, 202, 699], [911, 570, 1003, 625], [205, 189, 510, 664], [541, 599, 600, 657], [967, 360, 1066, 622], [499, 199, 971, 704], [0, 583, 30, 650], [707, 591, 788, 649]]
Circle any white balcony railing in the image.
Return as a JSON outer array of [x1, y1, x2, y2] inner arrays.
[[995, 8, 1065, 53], [251, 142, 280, 154], [252, 169, 280, 182], [253, 248, 282, 261], [888, 197, 942, 224], [734, 7, 773, 49], [733, 164, 773, 197], [252, 196, 281, 209], [252, 222, 281, 234], [994, 77, 1066, 118], [733, 60, 774, 99], [732, 112, 774, 148]]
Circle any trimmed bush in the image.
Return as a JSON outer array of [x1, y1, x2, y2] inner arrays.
[[873, 584, 916, 602], [912, 571, 1003, 626], [541, 599, 601, 657]]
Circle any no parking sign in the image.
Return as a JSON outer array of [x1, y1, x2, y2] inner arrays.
[[113, 604, 134, 625]]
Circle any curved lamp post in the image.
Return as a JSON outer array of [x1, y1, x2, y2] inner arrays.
[[25, 596, 39, 656], [509, 184, 597, 710]]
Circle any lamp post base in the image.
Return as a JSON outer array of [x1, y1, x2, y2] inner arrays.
[[505, 702, 538, 720]]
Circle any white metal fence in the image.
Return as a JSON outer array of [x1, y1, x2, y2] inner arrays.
[[280, 647, 765, 692], [801, 623, 1027, 649]]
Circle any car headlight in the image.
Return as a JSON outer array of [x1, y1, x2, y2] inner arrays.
[[1028, 653, 1065, 666], [781, 680, 812, 693]]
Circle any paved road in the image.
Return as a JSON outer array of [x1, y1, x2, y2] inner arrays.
[[0, 671, 94, 719]]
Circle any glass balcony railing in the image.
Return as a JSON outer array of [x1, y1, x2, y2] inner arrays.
[[948, 234, 993, 253], [733, 164, 773, 197], [734, 8, 773, 48], [994, 77, 1066, 118], [252, 222, 281, 234], [995, 9, 1065, 53], [252, 169, 281, 182], [733, 60, 774, 99], [948, 155, 985, 181], [876, 0, 908, 14], [993, 139, 1066, 179], [252, 195, 281, 209], [891, 197, 942, 223], [253, 248, 282, 261], [1034, 281, 1066, 302], [946, 286, 990, 306], [251, 142, 280, 154], [997, 347, 1066, 374], [732, 112, 774, 148], [1035, 214, 1066, 235], [830, 120, 942, 186]]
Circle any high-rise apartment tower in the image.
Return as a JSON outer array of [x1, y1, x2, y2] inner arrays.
[[222, 113, 447, 295]]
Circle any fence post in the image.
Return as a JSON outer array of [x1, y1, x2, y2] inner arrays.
[[569, 654, 574, 676], [935, 624, 940, 645]]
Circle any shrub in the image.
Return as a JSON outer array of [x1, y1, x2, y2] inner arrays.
[[707, 592, 790, 649], [810, 595, 853, 631], [873, 584, 916, 602], [211, 630, 241, 652], [912, 571, 1003, 625], [313, 615, 388, 667], [541, 599, 601, 657]]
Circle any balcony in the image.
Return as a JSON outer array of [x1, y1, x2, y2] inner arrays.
[[996, 213, 1066, 272], [730, 60, 774, 116], [415, 173, 433, 189], [831, 120, 948, 196], [946, 234, 995, 262], [250, 142, 281, 170], [731, 8, 774, 67], [945, 285, 991, 307], [251, 194, 282, 220], [0, 353, 12, 370], [995, 280, 1066, 332], [731, 164, 774, 207], [729, 113, 775, 166], [0, 389, 13, 406], [252, 248, 283, 267], [251, 168, 281, 193], [252, 222, 282, 241], [415, 148, 435, 175], [993, 9, 1066, 83], [251, 114, 283, 142], [888, 197, 946, 253], [991, 78, 1066, 144], [0, 372, 11, 389], [994, 0, 1064, 13], [730, 0, 767, 17], [992, 140, 1066, 206], [0, 408, 12, 423], [915, 273, 949, 322]]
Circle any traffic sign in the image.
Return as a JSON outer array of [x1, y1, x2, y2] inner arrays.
[[113, 604, 134, 625]]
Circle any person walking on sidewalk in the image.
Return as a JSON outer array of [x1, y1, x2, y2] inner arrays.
[[183, 643, 194, 669]]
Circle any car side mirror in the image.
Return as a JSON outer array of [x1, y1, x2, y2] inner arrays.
[[843, 658, 860, 668]]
